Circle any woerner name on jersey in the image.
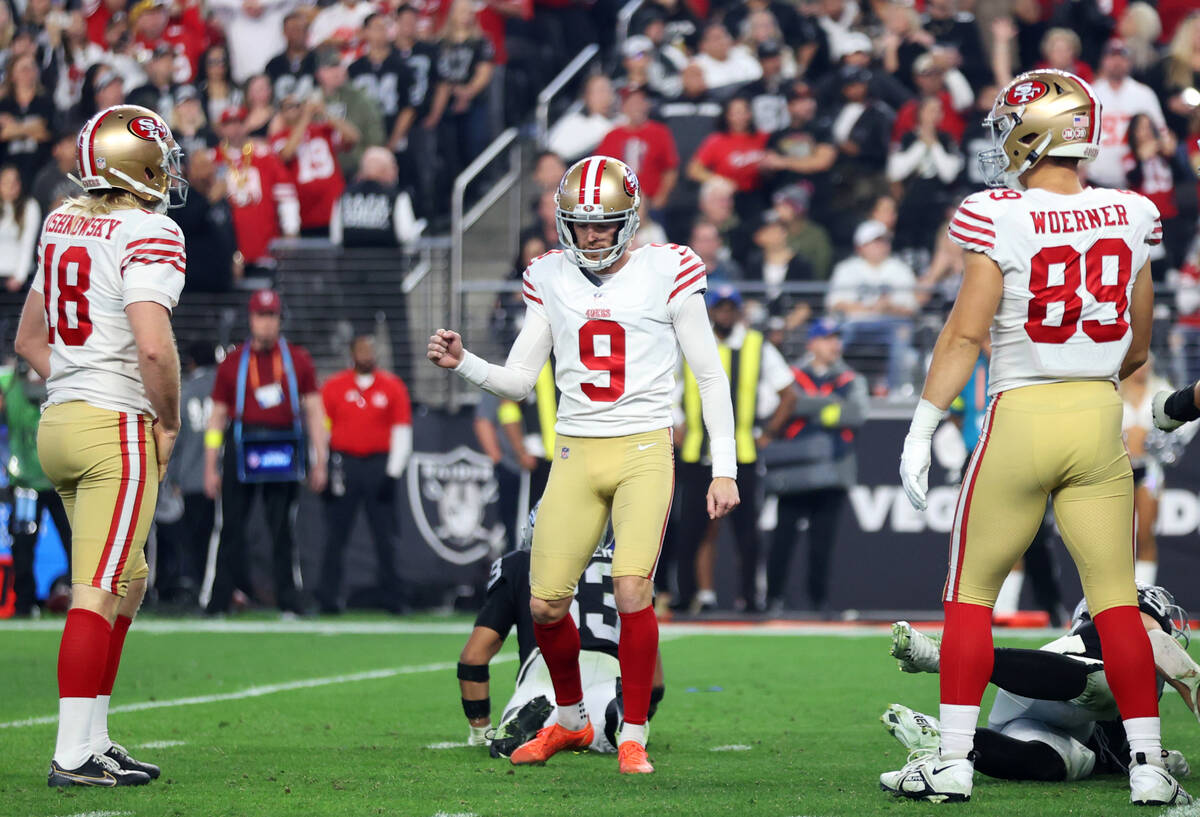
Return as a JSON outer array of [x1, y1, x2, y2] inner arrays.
[[1029, 205, 1130, 234]]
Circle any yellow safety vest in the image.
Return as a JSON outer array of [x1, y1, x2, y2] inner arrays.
[[497, 362, 556, 459], [681, 329, 762, 464]]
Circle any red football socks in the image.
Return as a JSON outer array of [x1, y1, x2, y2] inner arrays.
[[534, 615, 583, 706], [618, 605, 659, 725], [58, 608, 112, 699], [1094, 605, 1159, 719], [99, 614, 132, 696], [939, 601, 994, 706]]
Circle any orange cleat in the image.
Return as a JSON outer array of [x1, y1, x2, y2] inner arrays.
[[510, 722, 594, 765], [618, 741, 654, 774]]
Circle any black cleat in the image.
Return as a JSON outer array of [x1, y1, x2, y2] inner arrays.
[[490, 695, 554, 758], [48, 754, 151, 787], [104, 742, 161, 779]]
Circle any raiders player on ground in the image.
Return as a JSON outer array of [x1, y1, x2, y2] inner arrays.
[[457, 503, 664, 756]]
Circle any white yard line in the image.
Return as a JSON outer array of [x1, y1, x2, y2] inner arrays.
[[710, 744, 753, 752], [54, 811, 132, 817], [425, 742, 473, 749], [0, 655, 517, 729], [135, 740, 187, 749]]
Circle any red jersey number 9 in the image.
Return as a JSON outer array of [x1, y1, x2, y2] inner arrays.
[[579, 319, 626, 402], [1025, 238, 1133, 344], [42, 243, 94, 346]]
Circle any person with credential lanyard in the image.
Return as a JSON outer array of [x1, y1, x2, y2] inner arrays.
[[203, 289, 328, 616]]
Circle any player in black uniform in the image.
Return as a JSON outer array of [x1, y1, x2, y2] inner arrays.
[[457, 504, 664, 757], [883, 584, 1196, 783]]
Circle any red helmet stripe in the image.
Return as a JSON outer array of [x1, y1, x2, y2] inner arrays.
[[85, 108, 116, 177], [577, 159, 591, 205], [593, 158, 607, 205]]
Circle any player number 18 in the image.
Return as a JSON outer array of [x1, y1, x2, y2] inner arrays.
[[42, 243, 94, 346]]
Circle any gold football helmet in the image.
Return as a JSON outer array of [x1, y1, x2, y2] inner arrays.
[[72, 104, 187, 210], [554, 155, 641, 270], [979, 69, 1101, 190]]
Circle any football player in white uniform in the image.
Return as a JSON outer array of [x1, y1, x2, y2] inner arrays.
[[888, 70, 1188, 806], [429, 155, 738, 774], [15, 105, 186, 787]]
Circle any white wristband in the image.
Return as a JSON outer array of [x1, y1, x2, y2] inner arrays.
[[709, 438, 737, 480], [453, 349, 489, 387], [907, 398, 946, 442]]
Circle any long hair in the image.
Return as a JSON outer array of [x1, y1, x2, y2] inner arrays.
[[60, 190, 151, 216], [1166, 12, 1200, 90], [0, 165, 31, 231], [716, 94, 755, 134], [1125, 112, 1154, 191], [439, 0, 481, 43], [0, 53, 43, 100]]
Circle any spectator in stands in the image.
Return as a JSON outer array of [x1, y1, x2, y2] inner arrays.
[[596, 84, 679, 213], [435, 0, 495, 206], [1155, 13, 1200, 140], [818, 31, 911, 114], [171, 84, 216, 158], [1090, 38, 1168, 189], [1116, 4, 1161, 77], [738, 10, 799, 80], [727, 0, 803, 55], [491, 233, 547, 348], [748, 208, 815, 309], [244, 74, 277, 138], [763, 317, 865, 614], [921, 0, 987, 90], [265, 9, 316, 104], [890, 51, 969, 146], [0, 53, 53, 189], [697, 174, 750, 264], [615, 33, 682, 100], [1035, 28, 1093, 84], [30, 131, 76, 216], [68, 63, 124, 128], [309, 0, 374, 49], [522, 189, 558, 249], [394, 3, 446, 219], [815, 0, 860, 61], [880, 2, 935, 95], [172, 149, 238, 291], [127, 44, 178, 122], [84, 0, 124, 49], [688, 95, 770, 223], [762, 80, 836, 222], [1125, 113, 1190, 273], [690, 218, 743, 283], [197, 43, 243, 128], [827, 65, 893, 238], [213, 106, 300, 277], [915, 210, 965, 311], [886, 95, 963, 254], [0, 165, 38, 291], [331, 146, 426, 247], [633, 198, 668, 248], [271, 93, 354, 237], [314, 46, 384, 180], [658, 62, 720, 238], [102, 14, 146, 89], [318, 334, 412, 614], [826, 219, 917, 392], [546, 74, 618, 163], [50, 10, 106, 114], [773, 183, 833, 281], [208, 0, 297, 83], [744, 41, 791, 134], [693, 20, 762, 93], [631, 0, 701, 57], [351, 12, 416, 151], [204, 289, 327, 617], [1173, 243, 1200, 383], [530, 150, 566, 195]]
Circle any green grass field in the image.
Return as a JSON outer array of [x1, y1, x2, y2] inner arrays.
[[3, 616, 1200, 817]]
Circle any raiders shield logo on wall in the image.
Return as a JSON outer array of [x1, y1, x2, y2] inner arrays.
[[407, 446, 505, 565]]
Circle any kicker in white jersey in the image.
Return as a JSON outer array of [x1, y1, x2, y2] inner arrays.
[[32, 206, 186, 416], [522, 242, 706, 438], [948, 186, 1161, 395]]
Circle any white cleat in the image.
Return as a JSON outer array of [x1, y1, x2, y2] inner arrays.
[[1130, 754, 1193, 806], [891, 621, 941, 674], [881, 704, 941, 753], [1164, 750, 1190, 780], [1153, 391, 1186, 432], [880, 750, 973, 803]]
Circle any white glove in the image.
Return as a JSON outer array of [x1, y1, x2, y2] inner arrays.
[[900, 399, 946, 512], [467, 723, 491, 746]]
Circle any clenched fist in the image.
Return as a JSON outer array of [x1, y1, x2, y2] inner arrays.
[[427, 328, 465, 369]]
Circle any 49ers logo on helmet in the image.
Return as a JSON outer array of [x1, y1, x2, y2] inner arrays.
[[128, 116, 168, 142], [1004, 80, 1048, 106], [623, 166, 639, 198]]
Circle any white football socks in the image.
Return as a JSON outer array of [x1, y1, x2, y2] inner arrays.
[[557, 700, 589, 732], [1125, 716, 1163, 764], [90, 694, 112, 754], [1135, 561, 1157, 587], [621, 721, 648, 747], [938, 704, 980, 757], [993, 570, 1024, 617], [54, 697, 96, 769]]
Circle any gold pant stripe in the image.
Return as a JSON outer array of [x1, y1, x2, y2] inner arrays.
[[943, 381, 1137, 616], [38, 402, 158, 597]]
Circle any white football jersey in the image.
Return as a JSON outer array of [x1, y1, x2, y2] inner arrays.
[[948, 186, 1161, 396], [31, 205, 186, 416], [522, 243, 706, 437]]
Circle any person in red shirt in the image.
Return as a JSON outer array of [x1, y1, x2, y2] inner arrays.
[[129, 0, 209, 82], [594, 85, 679, 211], [317, 335, 413, 614], [203, 290, 328, 616], [212, 106, 300, 276], [687, 95, 770, 194], [270, 95, 357, 236], [889, 52, 967, 146]]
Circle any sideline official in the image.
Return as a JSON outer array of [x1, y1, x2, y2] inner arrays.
[[317, 335, 412, 613], [204, 290, 328, 615]]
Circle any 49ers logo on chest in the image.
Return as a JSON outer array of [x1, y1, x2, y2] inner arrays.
[[1004, 80, 1048, 106], [128, 116, 168, 141]]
